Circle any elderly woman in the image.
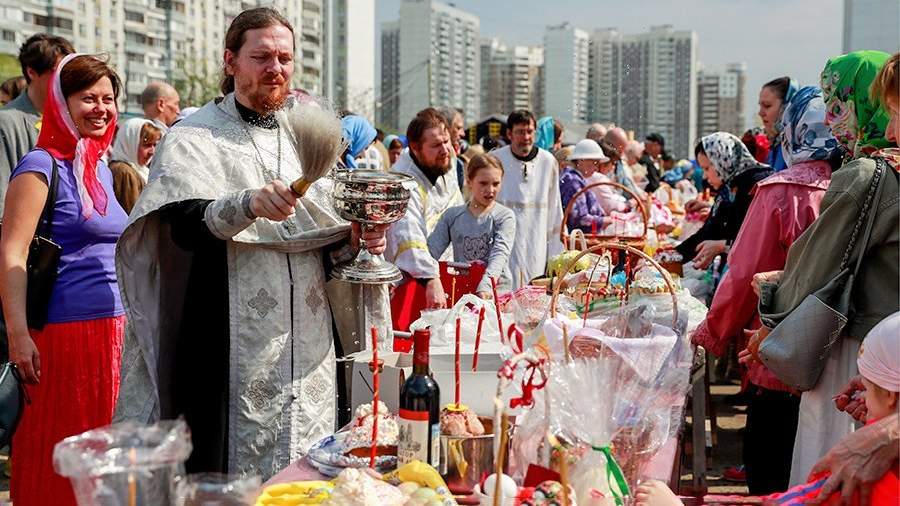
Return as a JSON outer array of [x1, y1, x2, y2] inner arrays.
[[0, 54, 128, 505], [675, 132, 772, 267], [692, 86, 840, 494], [751, 50, 898, 486], [109, 117, 163, 213], [559, 139, 612, 233]]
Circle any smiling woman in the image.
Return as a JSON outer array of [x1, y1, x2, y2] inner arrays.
[[0, 54, 128, 506]]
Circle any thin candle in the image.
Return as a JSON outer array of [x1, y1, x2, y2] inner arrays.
[[583, 291, 592, 328], [369, 327, 379, 468], [562, 323, 571, 363], [451, 276, 457, 306], [490, 276, 505, 344], [472, 306, 486, 371], [454, 317, 461, 407]]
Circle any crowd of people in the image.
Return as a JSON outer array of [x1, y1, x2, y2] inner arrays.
[[0, 6, 896, 505]]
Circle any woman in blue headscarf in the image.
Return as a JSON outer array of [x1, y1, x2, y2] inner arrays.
[[692, 86, 839, 494], [758, 76, 799, 172], [534, 116, 562, 152], [340, 115, 377, 169]]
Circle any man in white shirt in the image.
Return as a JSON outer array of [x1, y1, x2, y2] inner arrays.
[[493, 110, 564, 288], [385, 108, 462, 308]]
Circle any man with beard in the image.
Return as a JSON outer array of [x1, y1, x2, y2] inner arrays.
[[113, 7, 388, 478], [386, 108, 462, 309], [494, 110, 564, 288]]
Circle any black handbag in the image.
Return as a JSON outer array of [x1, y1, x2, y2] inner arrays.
[[21, 149, 62, 330], [0, 362, 28, 447]]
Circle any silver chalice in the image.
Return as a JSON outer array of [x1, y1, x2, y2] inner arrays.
[[331, 169, 417, 284]]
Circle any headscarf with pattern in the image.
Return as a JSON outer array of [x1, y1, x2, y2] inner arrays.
[[701, 132, 767, 186], [780, 86, 840, 167], [820, 50, 891, 159]]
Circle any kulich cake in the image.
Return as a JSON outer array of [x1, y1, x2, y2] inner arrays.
[[439, 404, 485, 437], [343, 401, 399, 458], [323, 468, 406, 506]]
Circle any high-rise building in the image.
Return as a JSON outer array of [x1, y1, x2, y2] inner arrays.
[[480, 37, 543, 116], [588, 25, 698, 158], [0, 0, 328, 114], [543, 22, 590, 123], [696, 63, 746, 140], [378, 21, 400, 130], [843, 0, 900, 53], [396, 0, 480, 127], [324, 0, 375, 120]]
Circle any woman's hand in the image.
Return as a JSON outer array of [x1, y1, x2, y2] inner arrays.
[[807, 413, 899, 505], [250, 180, 298, 221], [833, 375, 868, 422], [738, 326, 770, 365], [350, 223, 389, 256], [752, 270, 784, 297], [8, 330, 40, 384], [691, 239, 727, 269], [424, 278, 447, 309], [685, 199, 711, 213]]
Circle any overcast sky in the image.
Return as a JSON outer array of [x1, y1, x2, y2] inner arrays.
[[375, 0, 846, 129]]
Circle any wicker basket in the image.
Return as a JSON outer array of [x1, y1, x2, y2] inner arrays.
[[560, 181, 648, 252]]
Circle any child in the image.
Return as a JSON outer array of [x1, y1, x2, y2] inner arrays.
[[633, 311, 900, 506], [427, 154, 516, 299]]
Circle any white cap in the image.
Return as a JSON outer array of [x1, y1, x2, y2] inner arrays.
[[568, 139, 610, 162]]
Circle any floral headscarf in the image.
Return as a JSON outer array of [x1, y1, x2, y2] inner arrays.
[[701, 132, 767, 185], [820, 50, 891, 158], [780, 86, 839, 167]]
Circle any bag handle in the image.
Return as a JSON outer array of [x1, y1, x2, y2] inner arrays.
[[840, 157, 887, 277], [33, 148, 60, 239]]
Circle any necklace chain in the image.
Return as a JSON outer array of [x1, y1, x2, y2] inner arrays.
[[242, 121, 282, 182]]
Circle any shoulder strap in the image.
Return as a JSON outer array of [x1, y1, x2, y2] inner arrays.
[[34, 148, 60, 238], [841, 157, 887, 276]]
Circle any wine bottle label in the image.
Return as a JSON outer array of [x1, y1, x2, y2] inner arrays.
[[398, 409, 439, 467]]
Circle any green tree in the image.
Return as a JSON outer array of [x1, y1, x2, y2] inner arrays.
[[0, 53, 21, 82], [173, 57, 220, 107]]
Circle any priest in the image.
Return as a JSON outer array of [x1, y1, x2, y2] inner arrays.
[[494, 110, 564, 288], [113, 7, 388, 478]]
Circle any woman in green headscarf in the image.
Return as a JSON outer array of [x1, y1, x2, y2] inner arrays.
[[748, 50, 898, 485]]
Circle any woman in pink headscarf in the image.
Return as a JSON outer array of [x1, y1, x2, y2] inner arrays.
[[0, 54, 127, 505]]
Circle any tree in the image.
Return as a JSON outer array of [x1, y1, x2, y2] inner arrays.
[[0, 53, 21, 82], [173, 56, 220, 107]]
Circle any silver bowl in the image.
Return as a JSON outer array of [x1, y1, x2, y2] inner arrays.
[[331, 170, 416, 284]]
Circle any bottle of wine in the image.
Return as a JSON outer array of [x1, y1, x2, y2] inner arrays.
[[398, 328, 441, 467]]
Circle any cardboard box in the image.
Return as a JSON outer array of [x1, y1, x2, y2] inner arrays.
[[350, 352, 506, 419]]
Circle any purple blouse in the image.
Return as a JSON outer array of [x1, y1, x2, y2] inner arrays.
[[559, 167, 606, 233], [11, 149, 127, 323]]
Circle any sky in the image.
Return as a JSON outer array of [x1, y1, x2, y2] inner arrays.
[[374, 0, 846, 129]]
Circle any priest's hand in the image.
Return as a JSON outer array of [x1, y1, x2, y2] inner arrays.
[[250, 180, 298, 221], [425, 278, 448, 309], [351, 223, 388, 255]]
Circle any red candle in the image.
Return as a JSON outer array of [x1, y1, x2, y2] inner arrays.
[[490, 276, 505, 344], [454, 317, 461, 407], [583, 291, 592, 328], [472, 306, 486, 371], [370, 327, 379, 468]]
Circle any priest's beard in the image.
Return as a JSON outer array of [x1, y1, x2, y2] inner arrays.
[[235, 70, 290, 114], [411, 149, 451, 180]]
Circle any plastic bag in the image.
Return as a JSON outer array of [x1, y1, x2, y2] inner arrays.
[[54, 420, 192, 506], [176, 473, 261, 506], [409, 294, 512, 354]]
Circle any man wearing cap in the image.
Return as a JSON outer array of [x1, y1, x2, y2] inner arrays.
[[640, 133, 664, 192]]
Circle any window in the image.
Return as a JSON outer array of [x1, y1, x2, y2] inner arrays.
[[125, 10, 143, 23], [2, 30, 14, 42]]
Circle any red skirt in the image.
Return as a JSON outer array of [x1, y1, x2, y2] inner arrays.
[[11, 315, 125, 506]]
